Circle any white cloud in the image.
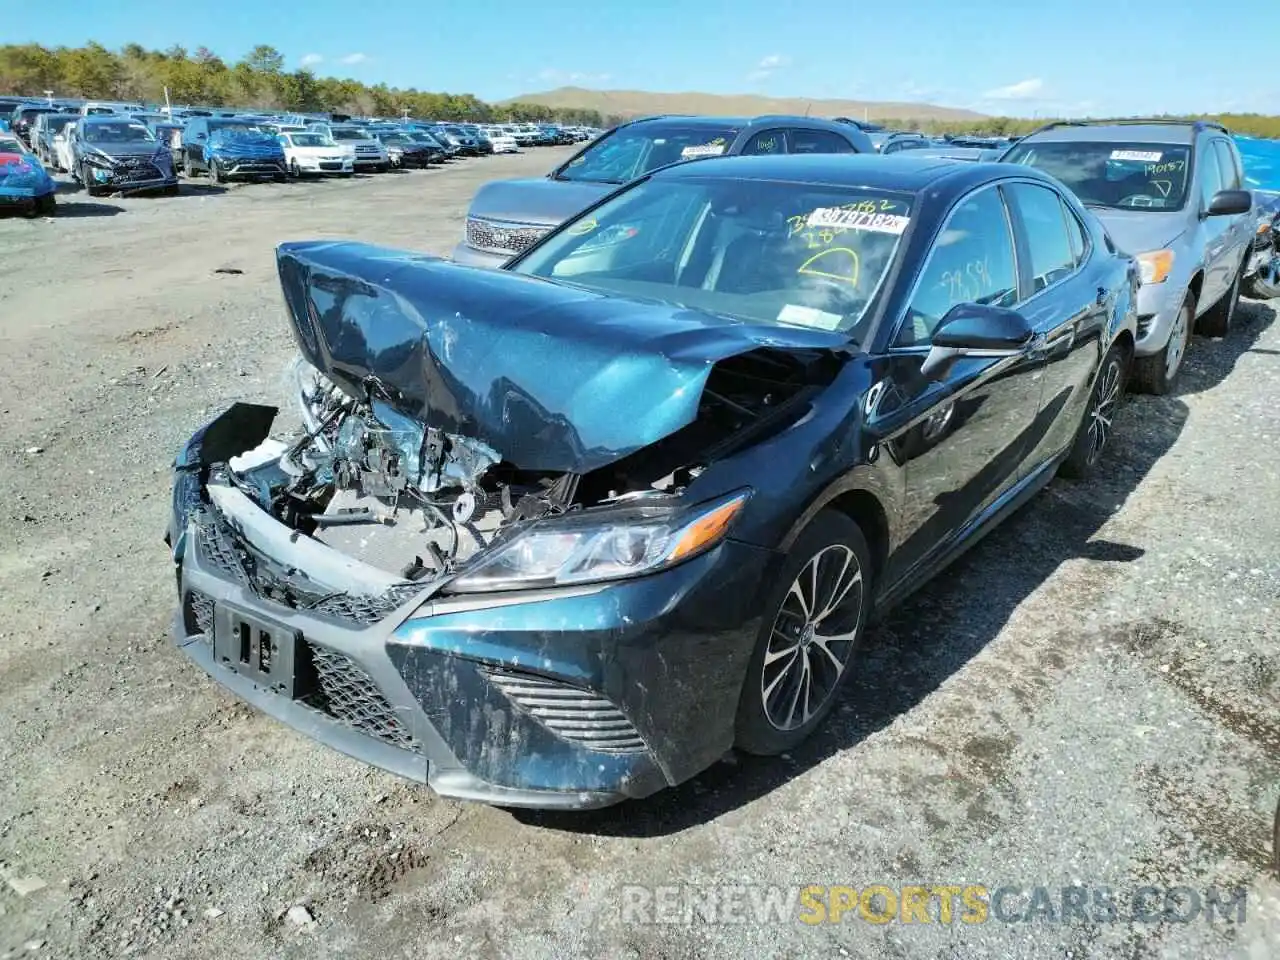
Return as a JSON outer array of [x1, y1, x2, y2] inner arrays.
[[982, 78, 1044, 100], [748, 53, 791, 82], [299, 53, 324, 68], [339, 52, 368, 66]]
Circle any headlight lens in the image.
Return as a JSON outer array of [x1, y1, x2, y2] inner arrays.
[[1137, 249, 1175, 284], [446, 490, 751, 593]]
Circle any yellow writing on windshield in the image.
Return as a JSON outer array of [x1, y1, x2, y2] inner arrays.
[[798, 248, 860, 286]]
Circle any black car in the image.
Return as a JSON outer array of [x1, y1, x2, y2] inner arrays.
[[373, 130, 437, 168], [70, 116, 179, 196], [167, 154, 1137, 809], [8, 104, 61, 147]]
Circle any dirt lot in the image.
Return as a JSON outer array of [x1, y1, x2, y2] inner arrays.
[[1, 149, 1278, 959]]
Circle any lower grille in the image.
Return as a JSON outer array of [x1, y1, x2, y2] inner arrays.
[[302, 644, 416, 751], [481, 667, 647, 752], [465, 217, 548, 255], [184, 590, 215, 638], [113, 159, 162, 182], [195, 510, 249, 586]]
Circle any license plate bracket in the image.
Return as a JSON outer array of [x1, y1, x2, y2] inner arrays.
[[213, 605, 305, 698]]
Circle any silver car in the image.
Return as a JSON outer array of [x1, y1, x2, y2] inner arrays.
[[1002, 121, 1254, 394], [453, 115, 874, 268]]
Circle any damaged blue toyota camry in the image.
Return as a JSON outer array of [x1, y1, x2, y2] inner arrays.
[[167, 154, 1138, 809]]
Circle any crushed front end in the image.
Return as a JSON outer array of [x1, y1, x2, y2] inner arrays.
[[163, 241, 855, 807]]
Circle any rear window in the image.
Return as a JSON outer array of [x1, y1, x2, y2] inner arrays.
[[1003, 139, 1192, 210]]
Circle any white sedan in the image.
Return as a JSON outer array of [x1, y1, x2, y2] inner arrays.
[[277, 132, 355, 177]]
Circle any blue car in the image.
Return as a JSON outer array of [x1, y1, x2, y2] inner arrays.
[[167, 154, 1138, 809], [0, 132, 57, 216], [181, 117, 287, 183]]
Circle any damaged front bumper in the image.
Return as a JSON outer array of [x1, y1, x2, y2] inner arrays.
[[167, 409, 773, 809]]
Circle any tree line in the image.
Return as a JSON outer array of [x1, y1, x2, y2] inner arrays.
[[4, 42, 1280, 139], [0, 42, 614, 125]]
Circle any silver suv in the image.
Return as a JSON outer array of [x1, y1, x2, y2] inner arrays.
[[1002, 120, 1254, 393]]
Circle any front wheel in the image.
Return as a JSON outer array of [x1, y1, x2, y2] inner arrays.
[[1059, 344, 1127, 479], [1133, 295, 1192, 395], [289, 159, 301, 178], [735, 510, 872, 755], [208, 158, 221, 184]]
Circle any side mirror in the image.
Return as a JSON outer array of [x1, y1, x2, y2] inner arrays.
[[920, 302, 1035, 381], [1206, 189, 1252, 217]]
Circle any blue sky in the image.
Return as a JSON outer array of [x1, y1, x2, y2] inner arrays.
[[14, 0, 1280, 116]]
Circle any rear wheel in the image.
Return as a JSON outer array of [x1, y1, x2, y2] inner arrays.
[[1197, 265, 1241, 338], [735, 510, 872, 755], [1133, 295, 1192, 395], [1059, 344, 1126, 479]]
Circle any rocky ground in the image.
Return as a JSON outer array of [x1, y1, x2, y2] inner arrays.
[[0, 148, 1277, 959]]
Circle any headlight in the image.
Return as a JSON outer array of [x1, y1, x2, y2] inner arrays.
[[446, 490, 751, 593], [1136, 249, 1175, 284]]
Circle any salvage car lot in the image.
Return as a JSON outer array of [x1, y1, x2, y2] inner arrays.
[[1, 146, 1278, 958]]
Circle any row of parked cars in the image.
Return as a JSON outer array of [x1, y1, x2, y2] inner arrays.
[[0, 95, 601, 210], [164, 110, 1280, 811]]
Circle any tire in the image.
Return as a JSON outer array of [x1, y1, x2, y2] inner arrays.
[[1133, 295, 1193, 395], [735, 510, 872, 755], [163, 184, 179, 197], [1059, 344, 1127, 480], [34, 193, 56, 216], [82, 164, 103, 197], [289, 159, 301, 178], [1243, 257, 1280, 301], [1197, 264, 1241, 338], [208, 158, 221, 185]]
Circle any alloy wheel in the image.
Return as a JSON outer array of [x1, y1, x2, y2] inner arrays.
[[1086, 357, 1123, 466], [761, 544, 864, 731]]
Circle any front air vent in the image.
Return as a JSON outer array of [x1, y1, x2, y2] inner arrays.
[[480, 667, 647, 753]]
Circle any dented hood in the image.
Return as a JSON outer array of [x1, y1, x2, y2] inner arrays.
[[276, 240, 849, 473]]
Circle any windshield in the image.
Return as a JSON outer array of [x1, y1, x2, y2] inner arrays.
[[330, 128, 368, 141], [289, 133, 331, 147], [1003, 140, 1192, 210], [555, 124, 739, 184], [407, 132, 440, 146], [379, 133, 410, 144], [510, 177, 912, 338], [208, 121, 267, 135], [84, 122, 156, 143]]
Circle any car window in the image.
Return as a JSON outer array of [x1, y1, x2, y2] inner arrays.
[[741, 129, 786, 155], [1213, 140, 1241, 190], [1198, 143, 1224, 209], [1062, 199, 1087, 266], [898, 187, 1018, 347], [1005, 182, 1077, 295], [788, 129, 854, 154]]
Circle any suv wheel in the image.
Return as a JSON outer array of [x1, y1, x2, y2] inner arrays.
[[1197, 265, 1241, 338], [1133, 295, 1193, 395]]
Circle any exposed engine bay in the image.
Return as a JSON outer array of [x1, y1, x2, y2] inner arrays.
[[213, 346, 835, 589]]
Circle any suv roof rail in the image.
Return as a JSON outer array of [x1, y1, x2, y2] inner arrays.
[[1021, 117, 1230, 137]]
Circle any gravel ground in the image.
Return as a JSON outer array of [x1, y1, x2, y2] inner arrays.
[[1, 149, 1277, 959]]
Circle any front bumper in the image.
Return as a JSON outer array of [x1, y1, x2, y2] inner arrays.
[[215, 157, 287, 180], [167, 423, 773, 808], [352, 154, 387, 168], [297, 158, 354, 174], [1133, 278, 1185, 357]]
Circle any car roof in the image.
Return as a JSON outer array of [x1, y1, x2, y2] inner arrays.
[[1018, 123, 1200, 145], [650, 153, 1025, 194]]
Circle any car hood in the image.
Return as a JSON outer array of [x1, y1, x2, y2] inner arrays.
[[82, 141, 165, 159], [1091, 208, 1188, 255], [467, 177, 614, 227], [276, 240, 849, 473]]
